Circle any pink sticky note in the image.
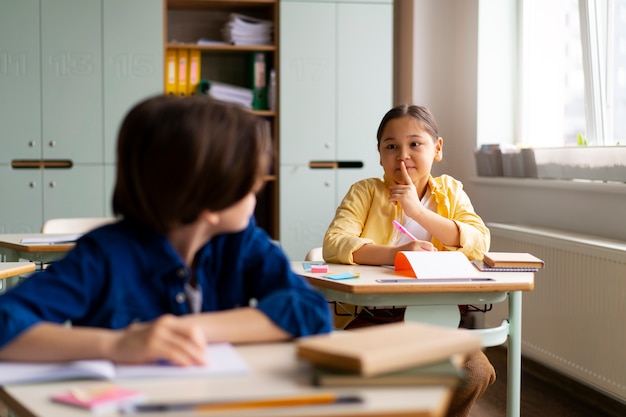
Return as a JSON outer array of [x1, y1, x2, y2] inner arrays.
[[310, 264, 329, 273]]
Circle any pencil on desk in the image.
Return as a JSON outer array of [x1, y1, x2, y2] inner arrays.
[[124, 392, 362, 413]]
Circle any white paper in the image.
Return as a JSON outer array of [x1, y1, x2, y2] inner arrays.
[[395, 251, 479, 279], [0, 343, 249, 385]]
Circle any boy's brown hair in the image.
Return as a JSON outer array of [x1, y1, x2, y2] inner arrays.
[[113, 95, 271, 233]]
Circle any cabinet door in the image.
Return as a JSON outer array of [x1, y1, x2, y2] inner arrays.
[[41, 0, 102, 163], [43, 166, 105, 221], [103, 0, 164, 165], [280, 1, 336, 164], [279, 164, 337, 260], [0, 0, 42, 162], [0, 168, 43, 233], [335, 2, 393, 202]]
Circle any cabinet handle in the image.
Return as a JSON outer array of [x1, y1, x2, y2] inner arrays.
[[29, 181, 37, 188], [49, 140, 56, 147], [309, 161, 364, 169], [49, 181, 57, 188], [11, 160, 73, 169], [28, 141, 37, 148]]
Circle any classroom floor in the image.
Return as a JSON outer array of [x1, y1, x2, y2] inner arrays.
[[471, 346, 626, 417]]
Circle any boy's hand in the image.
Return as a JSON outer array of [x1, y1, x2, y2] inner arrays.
[[110, 314, 207, 366], [388, 161, 421, 211]]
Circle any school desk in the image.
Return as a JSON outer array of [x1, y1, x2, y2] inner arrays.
[[0, 262, 36, 293], [0, 234, 75, 264], [292, 262, 535, 417], [0, 342, 453, 417]]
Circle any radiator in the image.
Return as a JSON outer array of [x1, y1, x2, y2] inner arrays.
[[484, 222, 626, 403]]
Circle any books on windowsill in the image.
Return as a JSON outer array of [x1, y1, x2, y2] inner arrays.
[[296, 322, 481, 377], [482, 252, 544, 269]]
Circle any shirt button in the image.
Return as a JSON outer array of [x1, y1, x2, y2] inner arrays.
[[175, 293, 186, 304], [176, 268, 186, 278]]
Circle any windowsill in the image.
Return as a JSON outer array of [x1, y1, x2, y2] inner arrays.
[[471, 176, 626, 196]]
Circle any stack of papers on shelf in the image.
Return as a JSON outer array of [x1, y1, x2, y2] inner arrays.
[[206, 81, 253, 109], [222, 13, 273, 45]]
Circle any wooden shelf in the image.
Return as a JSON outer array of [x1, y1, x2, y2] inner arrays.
[[165, 0, 279, 239]]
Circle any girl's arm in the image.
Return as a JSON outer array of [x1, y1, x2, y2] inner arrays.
[[353, 240, 435, 266]]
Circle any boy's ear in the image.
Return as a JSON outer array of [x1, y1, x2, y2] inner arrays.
[[200, 210, 220, 226]]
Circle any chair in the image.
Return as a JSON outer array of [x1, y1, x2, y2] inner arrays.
[[304, 247, 323, 262], [41, 217, 115, 234]]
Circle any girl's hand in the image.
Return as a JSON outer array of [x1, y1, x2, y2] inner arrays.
[[388, 161, 422, 214], [109, 314, 207, 366], [397, 240, 436, 253]]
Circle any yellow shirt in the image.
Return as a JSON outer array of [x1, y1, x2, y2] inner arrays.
[[323, 174, 490, 264]]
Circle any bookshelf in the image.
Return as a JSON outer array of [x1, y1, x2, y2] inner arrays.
[[165, 0, 279, 239]]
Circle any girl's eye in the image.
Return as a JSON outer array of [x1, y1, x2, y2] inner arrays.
[[385, 144, 397, 150], [410, 142, 420, 148]]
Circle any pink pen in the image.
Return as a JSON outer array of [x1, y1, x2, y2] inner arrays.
[[392, 220, 418, 241]]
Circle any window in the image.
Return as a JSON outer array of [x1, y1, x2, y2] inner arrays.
[[520, 0, 626, 147]]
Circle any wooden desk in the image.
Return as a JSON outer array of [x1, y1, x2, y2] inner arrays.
[[0, 262, 36, 281], [0, 342, 452, 417], [0, 234, 75, 264], [293, 262, 535, 417]]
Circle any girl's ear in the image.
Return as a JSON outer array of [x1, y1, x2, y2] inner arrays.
[[434, 137, 444, 161]]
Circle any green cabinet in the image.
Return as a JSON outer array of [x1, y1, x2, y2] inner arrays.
[[279, 0, 393, 260], [0, 0, 162, 233]]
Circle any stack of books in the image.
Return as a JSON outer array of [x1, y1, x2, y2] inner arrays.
[[222, 13, 273, 45], [472, 252, 545, 272], [205, 81, 253, 109], [296, 322, 482, 387]]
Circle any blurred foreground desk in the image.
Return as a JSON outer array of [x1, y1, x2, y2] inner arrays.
[[0, 342, 452, 417], [0, 262, 36, 292], [293, 262, 534, 417]]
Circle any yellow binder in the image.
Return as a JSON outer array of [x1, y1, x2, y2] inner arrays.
[[177, 49, 189, 96], [165, 49, 178, 95], [187, 49, 201, 95]]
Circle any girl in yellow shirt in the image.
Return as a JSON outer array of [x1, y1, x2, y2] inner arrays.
[[322, 104, 494, 417]]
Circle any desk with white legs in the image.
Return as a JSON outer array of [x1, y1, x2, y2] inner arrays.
[[0, 234, 75, 264], [292, 262, 534, 417], [0, 342, 453, 417]]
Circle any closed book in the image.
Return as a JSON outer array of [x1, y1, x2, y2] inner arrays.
[[187, 49, 201, 95], [164, 49, 178, 95], [296, 322, 481, 377], [482, 252, 544, 269], [472, 260, 539, 272], [312, 357, 464, 387], [176, 49, 189, 96]]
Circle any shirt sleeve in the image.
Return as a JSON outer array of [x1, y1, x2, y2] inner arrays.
[[322, 180, 376, 264], [236, 226, 332, 337], [433, 176, 490, 260]]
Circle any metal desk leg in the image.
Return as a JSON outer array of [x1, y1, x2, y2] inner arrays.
[[507, 291, 522, 417]]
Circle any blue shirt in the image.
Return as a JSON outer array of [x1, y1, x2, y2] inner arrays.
[[0, 219, 332, 348]]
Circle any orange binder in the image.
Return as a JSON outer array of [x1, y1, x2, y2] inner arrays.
[[177, 49, 189, 96], [187, 49, 201, 95], [165, 49, 178, 95]]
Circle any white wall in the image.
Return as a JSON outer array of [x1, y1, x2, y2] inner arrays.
[[408, 0, 626, 243]]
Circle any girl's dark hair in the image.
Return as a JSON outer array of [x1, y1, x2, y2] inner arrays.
[[376, 104, 440, 147], [113, 95, 270, 233]]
